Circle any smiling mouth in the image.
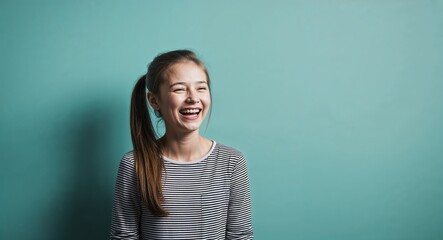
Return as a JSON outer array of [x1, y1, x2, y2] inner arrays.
[[179, 108, 201, 116]]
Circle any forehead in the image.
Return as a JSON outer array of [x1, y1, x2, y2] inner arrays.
[[165, 61, 207, 85]]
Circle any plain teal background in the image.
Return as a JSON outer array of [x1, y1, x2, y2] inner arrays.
[[1, 1, 443, 239]]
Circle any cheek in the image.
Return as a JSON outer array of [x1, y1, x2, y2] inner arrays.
[[161, 95, 182, 110], [202, 93, 211, 105]]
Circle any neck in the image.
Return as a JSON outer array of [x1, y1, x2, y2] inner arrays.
[[160, 130, 211, 162]]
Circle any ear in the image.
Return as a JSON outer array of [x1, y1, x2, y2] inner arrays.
[[147, 91, 160, 110]]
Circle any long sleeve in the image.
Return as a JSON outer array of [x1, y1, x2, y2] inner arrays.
[[110, 152, 141, 240], [226, 154, 254, 239]]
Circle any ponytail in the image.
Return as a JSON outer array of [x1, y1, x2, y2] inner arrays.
[[130, 74, 167, 216]]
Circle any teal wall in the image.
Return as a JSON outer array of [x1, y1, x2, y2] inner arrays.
[[1, 1, 442, 239]]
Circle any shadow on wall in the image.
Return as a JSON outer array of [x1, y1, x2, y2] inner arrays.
[[55, 104, 116, 239]]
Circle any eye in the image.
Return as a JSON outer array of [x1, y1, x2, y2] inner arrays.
[[173, 88, 185, 92], [198, 87, 207, 91]]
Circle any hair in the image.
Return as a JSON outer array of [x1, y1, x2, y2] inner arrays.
[[130, 49, 211, 216]]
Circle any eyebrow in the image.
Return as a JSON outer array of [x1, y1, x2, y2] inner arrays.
[[169, 81, 208, 89]]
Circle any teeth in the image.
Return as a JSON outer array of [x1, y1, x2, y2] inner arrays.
[[181, 109, 200, 114]]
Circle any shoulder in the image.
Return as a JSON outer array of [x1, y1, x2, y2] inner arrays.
[[122, 150, 135, 161], [213, 142, 247, 168], [212, 142, 250, 180], [215, 142, 244, 158], [118, 150, 135, 170]]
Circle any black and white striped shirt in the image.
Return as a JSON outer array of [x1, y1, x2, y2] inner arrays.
[[110, 141, 253, 239]]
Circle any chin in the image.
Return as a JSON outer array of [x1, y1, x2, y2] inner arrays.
[[182, 124, 202, 132]]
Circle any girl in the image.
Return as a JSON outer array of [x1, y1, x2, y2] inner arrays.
[[110, 50, 253, 239]]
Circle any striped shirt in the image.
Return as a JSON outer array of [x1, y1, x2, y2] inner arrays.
[[110, 141, 253, 239]]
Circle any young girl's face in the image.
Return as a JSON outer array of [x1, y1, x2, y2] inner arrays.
[[151, 61, 211, 135]]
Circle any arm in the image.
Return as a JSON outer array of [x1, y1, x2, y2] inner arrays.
[[110, 152, 141, 240], [226, 154, 254, 239]]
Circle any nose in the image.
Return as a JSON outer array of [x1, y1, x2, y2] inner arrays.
[[186, 89, 200, 104]]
